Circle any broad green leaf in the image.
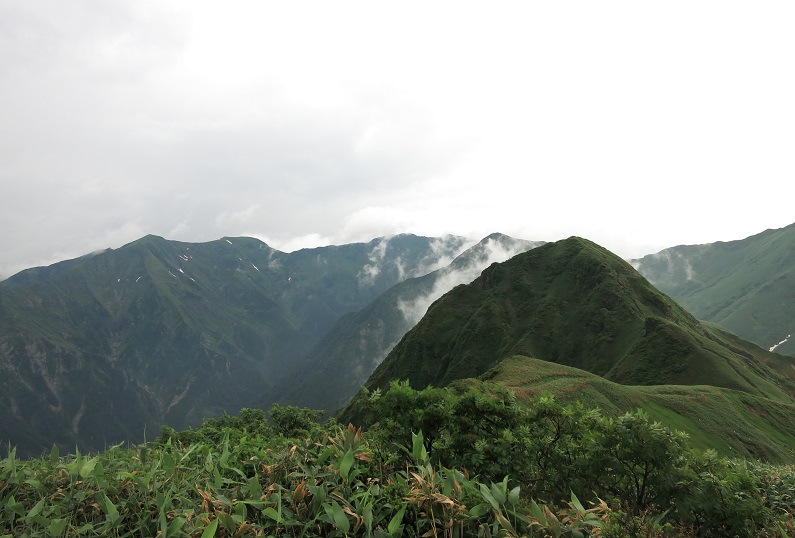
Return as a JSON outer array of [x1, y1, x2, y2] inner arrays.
[[24, 478, 43, 490], [168, 516, 187, 535], [479, 484, 499, 510], [570, 491, 586, 514], [247, 474, 264, 499], [412, 431, 427, 463], [234, 500, 248, 519], [387, 504, 406, 535], [340, 448, 355, 480], [490, 483, 506, 506], [331, 501, 350, 534], [363, 504, 373, 532], [262, 507, 284, 523], [79, 456, 98, 479], [217, 512, 235, 531], [200, 518, 219, 538], [47, 518, 68, 536], [26, 497, 47, 520], [529, 500, 546, 523], [100, 493, 120, 524], [508, 486, 520, 505], [219, 434, 231, 467], [468, 502, 491, 518]]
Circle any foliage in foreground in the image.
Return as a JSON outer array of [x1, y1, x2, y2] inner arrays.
[[1, 387, 795, 537]]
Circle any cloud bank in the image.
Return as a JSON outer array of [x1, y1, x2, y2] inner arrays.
[[2, 2, 794, 279]]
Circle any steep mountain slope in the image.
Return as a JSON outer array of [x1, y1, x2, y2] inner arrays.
[[363, 237, 795, 401], [346, 236, 795, 459], [271, 234, 544, 412], [632, 222, 795, 356], [0, 233, 469, 456]]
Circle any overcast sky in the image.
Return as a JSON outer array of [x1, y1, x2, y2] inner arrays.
[[1, 1, 793, 279]]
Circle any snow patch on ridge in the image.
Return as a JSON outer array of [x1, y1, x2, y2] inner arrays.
[[770, 335, 792, 353]]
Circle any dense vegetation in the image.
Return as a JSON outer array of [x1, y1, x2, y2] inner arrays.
[[3, 384, 795, 537]]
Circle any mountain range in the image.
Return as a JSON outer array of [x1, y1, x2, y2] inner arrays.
[[0, 232, 537, 456], [632, 222, 795, 356], [346, 235, 795, 461], [267, 233, 543, 412], [2, 223, 794, 459]]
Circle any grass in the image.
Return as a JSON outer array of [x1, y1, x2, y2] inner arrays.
[[483, 355, 795, 461]]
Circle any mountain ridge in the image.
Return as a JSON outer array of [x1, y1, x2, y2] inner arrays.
[[0, 232, 474, 456], [268, 233, 544, 412], [361, 236, 795, 399], [343, 235, 795, 459], [632, 222, 795, 356]]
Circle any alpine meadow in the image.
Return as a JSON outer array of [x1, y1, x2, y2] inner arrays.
[[2, 224, 795, 537]]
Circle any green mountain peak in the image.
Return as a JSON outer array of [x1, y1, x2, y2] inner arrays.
[[363, 236, 795, 401]]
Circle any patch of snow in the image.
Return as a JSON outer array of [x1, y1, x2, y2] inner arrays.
[[770, 335, 792, 353]]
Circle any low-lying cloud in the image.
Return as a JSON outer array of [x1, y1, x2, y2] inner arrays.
[[397, 237, 540, 326]]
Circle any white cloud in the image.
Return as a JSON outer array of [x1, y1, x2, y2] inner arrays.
[[398, 237, 538, 326], [1, 1, 794, 278]]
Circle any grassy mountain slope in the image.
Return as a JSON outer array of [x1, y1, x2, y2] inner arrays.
[[270, 234, 544, 412], [0, 233, 468, 456], [470, 355, 795, 461], [632, 222, 795, 356], [365, 236, 795, 404]]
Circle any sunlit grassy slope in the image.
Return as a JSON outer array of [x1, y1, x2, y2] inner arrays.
[[467, 355, 795, 461]]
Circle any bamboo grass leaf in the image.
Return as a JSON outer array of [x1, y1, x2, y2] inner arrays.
[[262, 507, 284, 523], [387, 505, 406, 535], [26, 497, 47, 520], [340, 448, 355, 481], [47, 518, 67, 536], [168, 516, 187, 536], [200, 518, 219, 538], [331, 500, 350, 534], [468, 503, 490, 518], [570, 491, 586, 514], [508, 486, 520, 505], [479, 484, 499, 510]]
